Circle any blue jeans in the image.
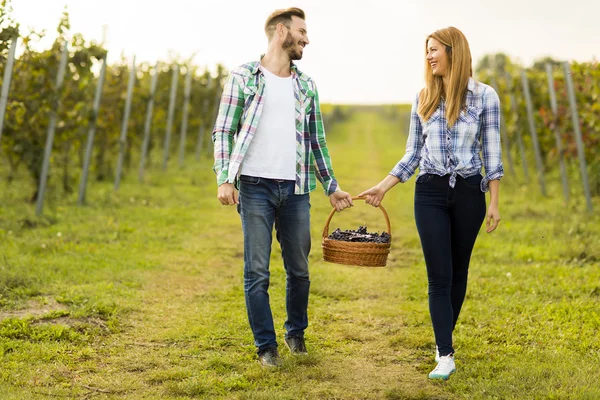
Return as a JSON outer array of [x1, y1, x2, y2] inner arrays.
[[237, 175, 311, 353], [414, 173, 486, 357]]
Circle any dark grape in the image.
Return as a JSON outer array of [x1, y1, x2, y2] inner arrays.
[[327, 226, 390, 243]]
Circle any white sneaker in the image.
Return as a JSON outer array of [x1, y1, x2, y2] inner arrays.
[[435, 346, 440, 362], [429, 355, 456, 380]]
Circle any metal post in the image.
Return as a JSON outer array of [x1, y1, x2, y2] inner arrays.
[[0, 36, 18, 147], [36, 42, 69, 216], [196, 76, 211, 161], [563, 62, 593, 212], [178, 68, 192, 168], [162, 65, 179, 170], [505, 72, 529, 180], [139, 62, 159, 182], [115, 56, 136, 190], [204, 82, 222, 158], [210, 81, 222, 155], [489, 74, 515, 176], [520, 69, 546, 195], [545, 63, 569, 203], [195, 103, 208, 161], [212, 84, 222, 129], [78, 55, 107, 205]]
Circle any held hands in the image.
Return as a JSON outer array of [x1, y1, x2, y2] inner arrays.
[[218, 183, 354, 211], [358, 184, 386, 207], [217, 183, 239, 206], [329, 190, 354, 212], [486, 204, 501, 233]]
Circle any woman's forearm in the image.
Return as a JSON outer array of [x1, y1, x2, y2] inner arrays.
[[488, 179, 500, 206], [378, 175, 402, 193]]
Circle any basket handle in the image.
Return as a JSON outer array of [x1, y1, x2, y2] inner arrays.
[[322, 196, 392, 240]]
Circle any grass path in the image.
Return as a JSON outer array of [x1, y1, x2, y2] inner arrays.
[[1, 110, 599, 399]]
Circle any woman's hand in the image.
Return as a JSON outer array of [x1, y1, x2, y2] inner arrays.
[[486, 180, 501, 233], [358, 185, 386, 207], [486, 204, 501, 233], [359, 175, 401, 207]]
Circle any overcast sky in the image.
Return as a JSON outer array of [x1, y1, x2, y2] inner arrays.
[[10, 0, 600, 104]]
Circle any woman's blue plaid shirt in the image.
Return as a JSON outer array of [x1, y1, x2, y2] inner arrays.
[[391, 78, 504, 192]]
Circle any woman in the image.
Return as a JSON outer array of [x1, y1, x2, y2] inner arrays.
[[359, 26, 503, 380]]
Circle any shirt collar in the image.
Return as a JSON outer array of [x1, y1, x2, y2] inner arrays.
[[467, 77, 476, 93], [251, 55, 299, 77]]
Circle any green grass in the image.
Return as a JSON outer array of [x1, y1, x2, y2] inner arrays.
[[1, 109, 599, 399]]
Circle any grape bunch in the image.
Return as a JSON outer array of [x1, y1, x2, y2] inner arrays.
[[328, 225, 391, 244]]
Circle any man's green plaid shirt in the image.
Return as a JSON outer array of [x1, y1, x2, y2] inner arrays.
[[212, 60, 339, 195]]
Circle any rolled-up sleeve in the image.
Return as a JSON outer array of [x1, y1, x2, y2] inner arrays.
[[212, 73, 244, 186], [480, 87, 504, 192], [390, 94, 424, 182], [310, 86, 339, 195]]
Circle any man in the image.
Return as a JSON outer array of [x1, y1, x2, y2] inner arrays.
[[212, 7, 353, 367]]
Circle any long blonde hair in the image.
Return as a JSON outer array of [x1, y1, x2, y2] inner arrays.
[[418, 27, 472, 127]]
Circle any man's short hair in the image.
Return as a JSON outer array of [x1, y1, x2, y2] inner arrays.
[[264, 7, 305, 39]]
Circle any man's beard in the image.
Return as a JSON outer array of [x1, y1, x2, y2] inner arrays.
[[282, 32, 303, 61]]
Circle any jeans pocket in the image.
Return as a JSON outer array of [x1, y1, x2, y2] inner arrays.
[[416, 174, 433, 184], [462, 174, 482, 189], [239, 175, 261, 185]]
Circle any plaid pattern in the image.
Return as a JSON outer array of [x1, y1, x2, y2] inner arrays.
[[391, 78, 504, 192], [212, 60, 338, 195]]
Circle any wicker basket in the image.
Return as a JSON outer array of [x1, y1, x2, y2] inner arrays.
[[321, 197, 392, 267]]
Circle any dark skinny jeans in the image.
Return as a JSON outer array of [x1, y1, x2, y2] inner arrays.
[[414, 173, 486, 357]]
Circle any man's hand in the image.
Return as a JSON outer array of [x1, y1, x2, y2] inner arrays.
[[329, 190, 353, 212], [217, 183, 239, 206]]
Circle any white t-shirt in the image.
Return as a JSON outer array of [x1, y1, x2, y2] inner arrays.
[[240, 67, 296, 180]]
